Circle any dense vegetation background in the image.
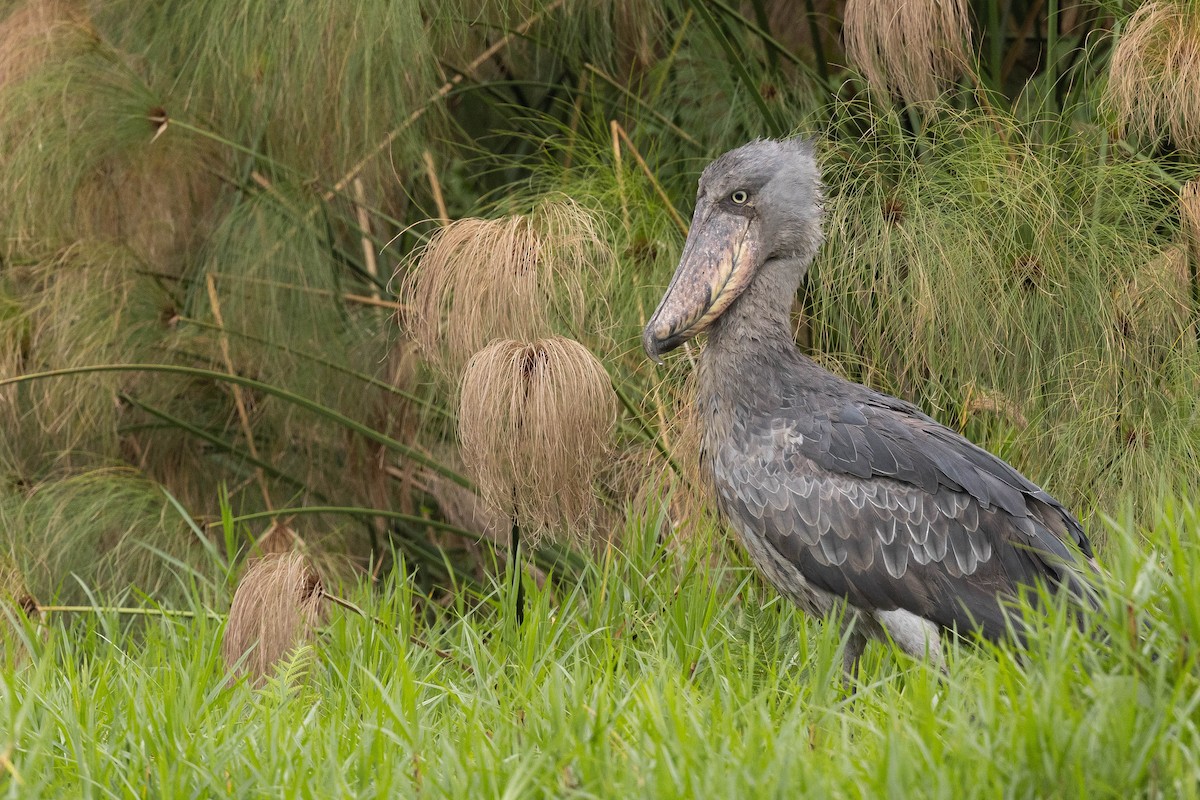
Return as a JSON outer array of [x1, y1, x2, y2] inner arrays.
[[2, 0, 1200, 796]]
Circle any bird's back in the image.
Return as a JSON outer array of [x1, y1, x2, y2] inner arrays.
[[699, 343, 1094, 642]]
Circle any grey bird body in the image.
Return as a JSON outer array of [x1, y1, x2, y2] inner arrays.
[[644, 138, 1095, 669]]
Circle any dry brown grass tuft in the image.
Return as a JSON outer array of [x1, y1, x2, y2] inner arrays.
[[458, 336, 615, 544], [0, 245, 156, 464], [222, 551, 327, 685], [1109, 2, 1200, 154], [0, 3, 222, 268], [1, 556, 39, 666], [255, 520, 303, 556], [74, 140, 223, 270], [0, 0, 84, 91], [401, 198, 609, 376], [843, 0, 972, 105], [0, 283, 27, 415], [0, 558, 37, 615], [1115, 243, 1195, 342], [964, 388, 1029, 430], [1181, 179, 1200, 264]]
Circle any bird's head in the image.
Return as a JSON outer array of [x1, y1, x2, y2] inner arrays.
[[642, 137, 823, 362]]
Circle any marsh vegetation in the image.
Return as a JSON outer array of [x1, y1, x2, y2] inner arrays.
[[1, 0, 1199, 795]]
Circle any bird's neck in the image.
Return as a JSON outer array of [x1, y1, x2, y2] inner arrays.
[[706, 254, 805, 362], [698, 254, 809, 407]]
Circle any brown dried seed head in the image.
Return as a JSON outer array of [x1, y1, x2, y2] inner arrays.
[[1181, 180, 1200, 260], [1, 557, 39, 666], [222, 552, 327, 685], [844, 0, 972, 105], [1116, 244, 1193, 341], [0, 557, 35, 615], [400, 198, 610, 376], [965, 390, 1028, 430], [404, 216, 543, 370], [255, 520, 301, 555], [458, 337, 616, 544], [1109, 3, 1200, 154], [0, 0, 86, 90]]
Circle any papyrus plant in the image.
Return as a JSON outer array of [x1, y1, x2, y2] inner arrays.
[[843, 0, 972, 105], [222, 551, 326, 685], [458, 337, 614, 621], [403, 199, 607, 378], [1109, 2, 1200, 155]]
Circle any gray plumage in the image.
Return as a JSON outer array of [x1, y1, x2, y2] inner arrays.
[[643, 138, 1095, 669]]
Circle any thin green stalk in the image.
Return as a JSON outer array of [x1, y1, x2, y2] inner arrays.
[[1055, 10, 1100, 110], [803, 0, 829, 88], [178, 317, 456, 421], [987, 0, 1002, 86], [650, 10, 693, 105], [748, 0, 778, 73], [705, 0, 817, 75], [511, 513, 525, 626], [225, 506, 479, 540], [583, 64, 701, 148], [38, 605, 222, 619], [119, 393, 315, 494], [1047, 0, 1058, 94], [0, 364, 473, 489], [683, 0, 787, 137]]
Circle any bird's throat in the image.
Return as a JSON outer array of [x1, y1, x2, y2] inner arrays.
[[706, 254, 806, 357]]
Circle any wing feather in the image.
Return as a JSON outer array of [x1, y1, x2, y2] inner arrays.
[[712, 378, 1095, 641]]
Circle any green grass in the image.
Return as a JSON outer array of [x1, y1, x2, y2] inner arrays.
[[3, 497, 1199, 798]]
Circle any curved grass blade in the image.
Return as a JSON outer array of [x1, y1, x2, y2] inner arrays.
[[682, 0, 787, 137], [0, 364, 472, 489], [177, 317, 456, 421], [121, 393, 316, 495], [226, 506, 479, 541]]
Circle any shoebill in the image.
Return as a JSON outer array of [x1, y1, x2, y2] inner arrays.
[[642, 138, 1096, 670]]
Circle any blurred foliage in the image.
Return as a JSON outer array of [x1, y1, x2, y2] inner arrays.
[[0, 0, 1197, 601]]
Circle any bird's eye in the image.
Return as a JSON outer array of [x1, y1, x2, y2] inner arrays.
[[730, 190, 749, 205]]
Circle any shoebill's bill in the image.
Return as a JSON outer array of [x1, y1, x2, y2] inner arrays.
[[642, 138, 1096, 671]]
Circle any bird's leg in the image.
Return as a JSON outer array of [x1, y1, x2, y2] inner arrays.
[[510, 510, 525, 626], [841, 626, 868, 680], [828, 599, 870, 680]]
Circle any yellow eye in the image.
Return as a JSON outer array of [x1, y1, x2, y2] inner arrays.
[[730, 190, 748, 204]]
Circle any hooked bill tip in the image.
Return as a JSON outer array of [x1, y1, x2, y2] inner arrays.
[[641, 320, 688, 364], [641, 325, 665, 365]]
